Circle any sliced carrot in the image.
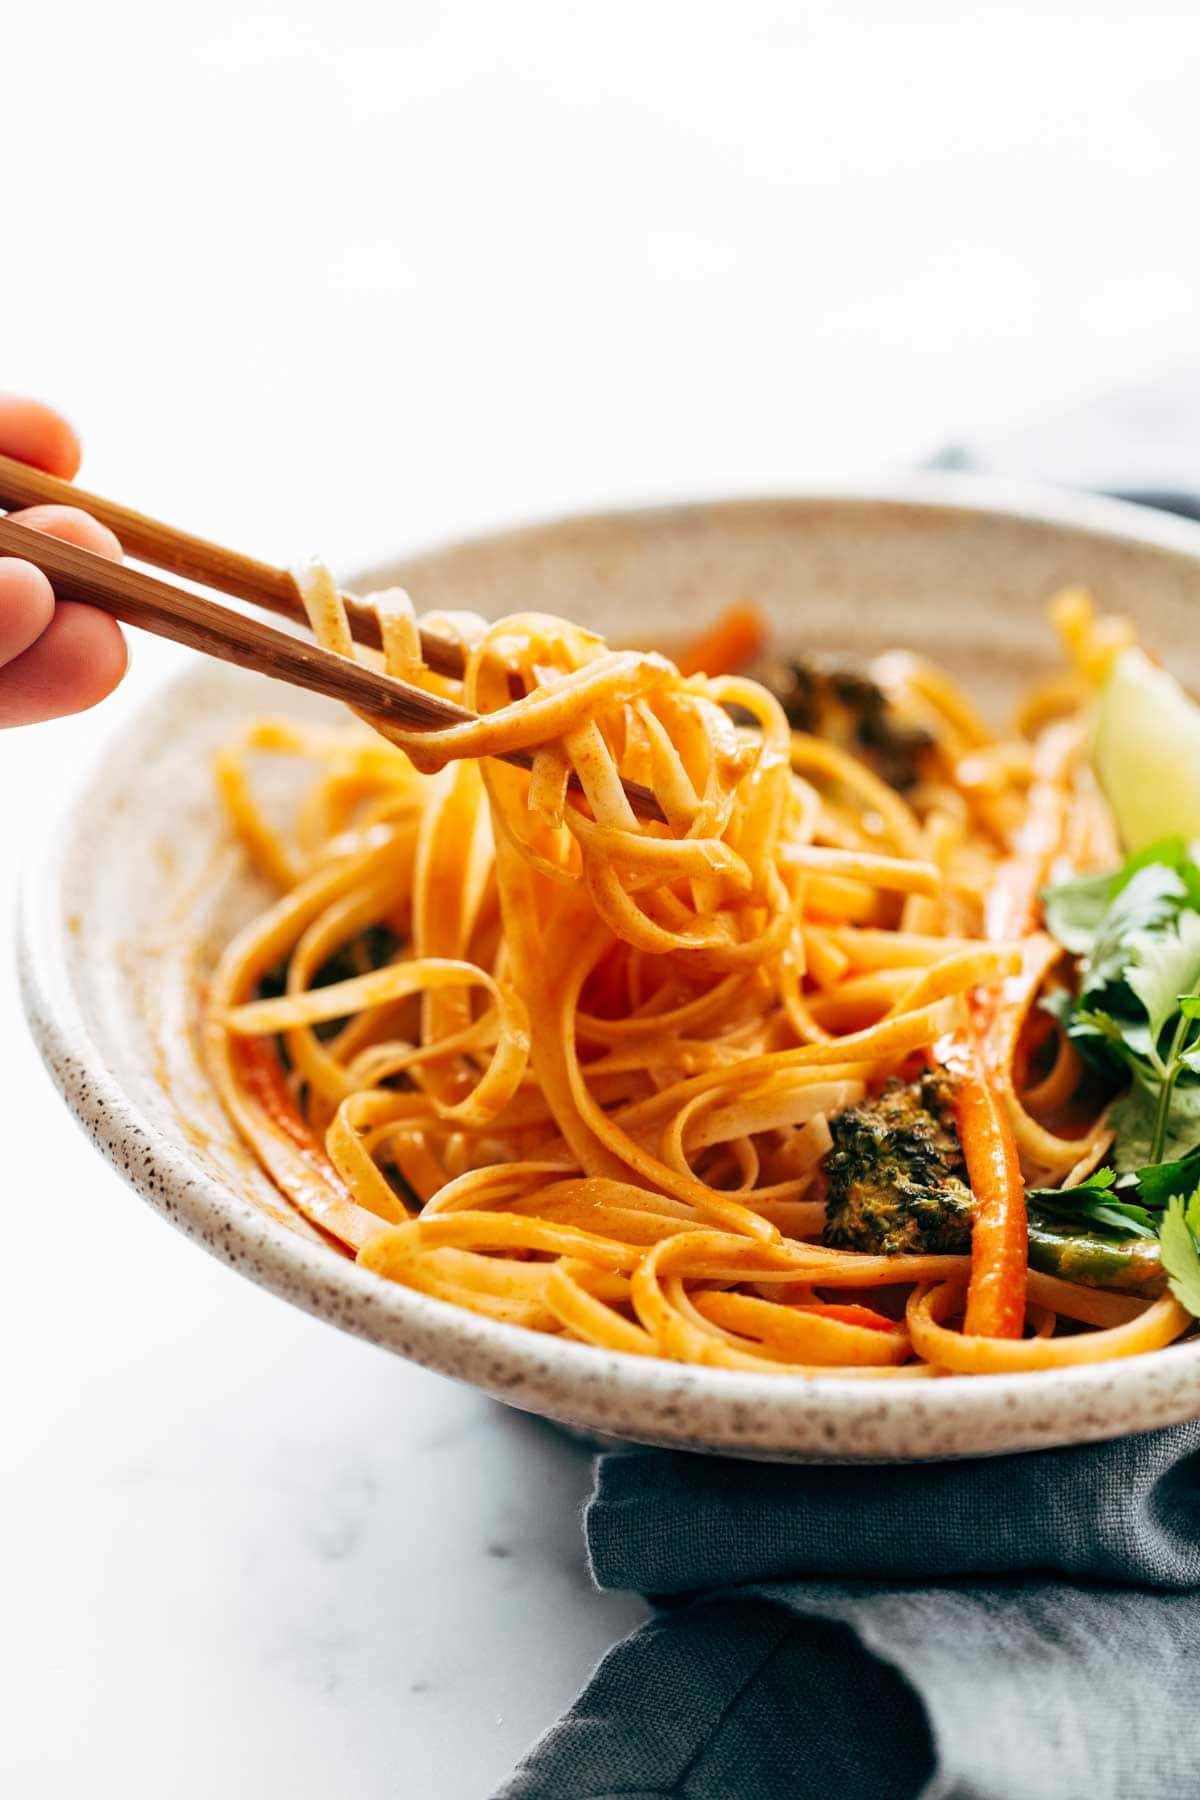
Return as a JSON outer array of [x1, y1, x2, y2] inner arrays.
[[936, 1022, 1028, 1340], [984, 853, 1046, 945], [675, 602, 768, 678], [983, 724, 1075, 943]]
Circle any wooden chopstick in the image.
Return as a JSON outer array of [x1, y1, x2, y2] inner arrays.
[[0, 450, 464, 675], [0, 515, 666, 823]]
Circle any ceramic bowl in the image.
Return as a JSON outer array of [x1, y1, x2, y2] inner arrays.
[[21, 476, 1200, 1460]]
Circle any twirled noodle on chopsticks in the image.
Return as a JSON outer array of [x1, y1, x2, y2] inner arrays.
[[204, 571, 1193, 1375]]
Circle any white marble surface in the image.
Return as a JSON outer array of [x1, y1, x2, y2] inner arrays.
[[6, 3, 1200, 1794]]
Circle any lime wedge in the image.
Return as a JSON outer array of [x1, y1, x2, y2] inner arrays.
[[1092, 648, 1200, 852]]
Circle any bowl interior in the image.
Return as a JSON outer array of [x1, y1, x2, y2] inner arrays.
[[22, 482, 1200, 1460]]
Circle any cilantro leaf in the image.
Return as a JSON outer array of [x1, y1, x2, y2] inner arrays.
[[1071, 1007, 1155, 1078], [1041, 838, 1199, 961], [1041, 871, 1115, 955], [1044, 842, 1200, 1171], [1158, 1188, 1200, 1318], [1114, 837, 1200, 899], [1081, 863, 1188, 1002], [1033, 1195, 1160, 1239], [1130, 1144, 1200, 1209], [1026, 1170, 1114, 1206], [1026, 1168, 1159, 1239], [1049, 863, 1197, 1085], [1030, 1148, 1200, 1214], [1126, 910, 1200, 1049], [1109, 1083, 1200, 1173], [1086, 1201, 1160, 1238]]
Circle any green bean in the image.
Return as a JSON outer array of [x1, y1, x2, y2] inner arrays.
[[1027, 1219, 1165, 1298]]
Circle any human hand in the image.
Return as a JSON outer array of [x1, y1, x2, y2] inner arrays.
[[0, 396, 127, 726]]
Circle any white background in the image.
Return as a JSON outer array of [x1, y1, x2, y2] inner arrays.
[[4, 4, 1200, 1794]]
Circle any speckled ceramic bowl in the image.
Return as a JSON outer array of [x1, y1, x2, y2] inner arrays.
[[21, 477, 1200, 1460]]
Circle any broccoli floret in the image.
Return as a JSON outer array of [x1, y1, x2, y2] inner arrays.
[[760, 655, 936, 791], [821, 1072, 974, 1255]]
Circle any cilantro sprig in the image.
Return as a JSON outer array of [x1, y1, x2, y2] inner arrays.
[[1043, 837, 1200, 1167], [1038, 839, 1200, 1316], [1028, 1145, 1200, 1237], [1159, 1188, 1200, 1319], [1026, 1166, 1159, 1239]]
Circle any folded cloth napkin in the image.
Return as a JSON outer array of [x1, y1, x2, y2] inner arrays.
[[498, 1426, 1200, 1799], [498, 414, 1200, 1800]]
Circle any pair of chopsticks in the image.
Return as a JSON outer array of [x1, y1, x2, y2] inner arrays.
[[0, 453, 664, 821]]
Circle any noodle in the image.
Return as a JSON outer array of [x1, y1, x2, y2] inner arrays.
[[203, 574, 1194, 1376]]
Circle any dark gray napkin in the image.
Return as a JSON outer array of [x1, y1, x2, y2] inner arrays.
[[498, 1428, 1200, 1799], [497, 396, 1200, 1800]]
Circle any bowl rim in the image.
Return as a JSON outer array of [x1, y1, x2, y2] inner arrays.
[[354, 467, 1200, 583], [20, 473, 1200, 1459]]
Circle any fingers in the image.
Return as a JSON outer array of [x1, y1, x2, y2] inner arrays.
[[0, 499, 128, 726], [0, 601, 128, 727], [0, 560, 55, 664], [9, 502, 123, 563], [0, 395, 82, 480]]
